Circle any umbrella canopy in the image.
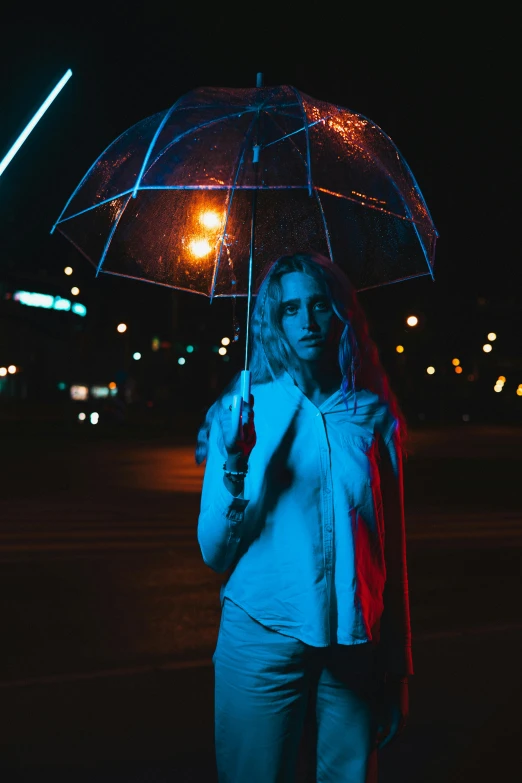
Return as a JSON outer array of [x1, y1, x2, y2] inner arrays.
[[52, 83, 437, 298]]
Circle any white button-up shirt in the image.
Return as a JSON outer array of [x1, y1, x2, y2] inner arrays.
[[197, 372, 413, 676]]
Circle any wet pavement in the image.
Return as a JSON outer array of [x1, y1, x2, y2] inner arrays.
[[0, 424, 521, 781]]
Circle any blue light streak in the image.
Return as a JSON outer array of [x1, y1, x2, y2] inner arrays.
[[0, 69, 73, 178]]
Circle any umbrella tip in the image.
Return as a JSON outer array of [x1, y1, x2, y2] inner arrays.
[[256, 72, 263, 88]]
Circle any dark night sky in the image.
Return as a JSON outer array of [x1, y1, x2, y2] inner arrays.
[[0, 7, 519, 348]]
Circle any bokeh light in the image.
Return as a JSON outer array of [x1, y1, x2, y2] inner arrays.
[[189, 239, 212, 258], [218, 347, 227, 356], [200, 210, 221, 229], [221, 337, 231, 346], [71, 286, 80, 296], [426, 366, 435, 375], [482, 344, 492, 353], [117, 323, 127, 334], [455, 366, 463, 374], [406, 315, 418, 327], [452, 358, 460, 366], [64, 266, 73, 276], [7, 365, 16, 374], [133, 352, 141, 360], [178, 357, 186, 365], [487, 332, 497, 341], [395, 345, 404, 353], [0, 367, 7, 376]]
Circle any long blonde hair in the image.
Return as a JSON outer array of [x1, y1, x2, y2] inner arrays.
[[195, 251, 408, 463]]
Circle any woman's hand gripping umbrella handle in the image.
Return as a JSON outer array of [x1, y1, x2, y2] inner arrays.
[[223, 371, 256, 495]]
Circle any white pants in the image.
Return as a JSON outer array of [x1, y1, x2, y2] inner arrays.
[[213, 598, 380, 783]]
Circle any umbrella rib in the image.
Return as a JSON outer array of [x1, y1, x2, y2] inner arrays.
[[95, 193, 133, 276], [261, 116, 330, 151], [98, 266, 434, 296], [209, 111, 260, 300], [313, 188, 334, 263], [142, 110, 256, 179], [56, 184, 436, 228], [132, 99, 188, 198], [351, 107, 439, 237], [99, 269, 213, 296], [325, 106, 437, 271], [50, 119, 149, 233], [56, 184, 435, 230], [289, 87, 313, 196], [314, 186, 435, 224], [261, 111, 314, 186]]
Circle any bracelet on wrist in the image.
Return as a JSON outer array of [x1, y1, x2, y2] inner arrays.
[[223, 462, 248, 482]]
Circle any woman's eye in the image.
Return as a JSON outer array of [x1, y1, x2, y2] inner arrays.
[[314, 301, 329, 311], [283, 305, 297, 315]]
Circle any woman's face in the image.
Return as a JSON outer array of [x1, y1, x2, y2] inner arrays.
[[279, 271, 337, 363]]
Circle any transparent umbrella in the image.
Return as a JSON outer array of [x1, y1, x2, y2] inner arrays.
[[52, 75, 437, 406]]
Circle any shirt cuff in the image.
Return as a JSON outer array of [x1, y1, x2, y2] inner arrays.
[[215, 476, 250, 522]]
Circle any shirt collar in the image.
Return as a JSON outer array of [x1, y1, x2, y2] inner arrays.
[[277, 370, 347, 412]]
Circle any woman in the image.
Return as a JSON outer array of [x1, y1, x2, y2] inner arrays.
[[196, 251, 412, 783]]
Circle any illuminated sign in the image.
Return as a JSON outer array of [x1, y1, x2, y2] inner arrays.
[[13, 291, 87, 316], [70, 385, 89, 401], [90, 386, 109, 398]]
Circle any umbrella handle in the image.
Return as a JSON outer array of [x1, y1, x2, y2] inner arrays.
[[240, 370, 251, 426]]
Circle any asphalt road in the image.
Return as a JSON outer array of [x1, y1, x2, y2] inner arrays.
[[0, 424, 521, 782]]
